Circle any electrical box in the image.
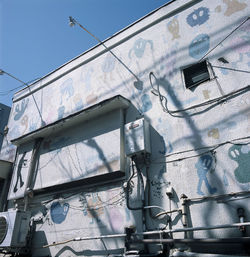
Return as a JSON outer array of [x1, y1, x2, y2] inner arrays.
[[125, 118, 151, 157]]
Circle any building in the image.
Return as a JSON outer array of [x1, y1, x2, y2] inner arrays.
[[0, 0, 249, 256], [0, 103, 10, 150]]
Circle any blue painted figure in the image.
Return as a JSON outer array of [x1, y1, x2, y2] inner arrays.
[[196, 154, 217, 196], [102, 53, 116, 73], [189, 34, 210, 59], [186, 7, 210, 27], [141, 94, 152, 113], [13, 152, 26, 193], [14, 99, 29, 121], [60, 78, 74, 104], [50, 201, 69, 224], [228, 145, 250, 183], [129, 38, 153, 59]]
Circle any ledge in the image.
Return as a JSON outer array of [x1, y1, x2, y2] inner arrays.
[[11, 95, 131, 146]]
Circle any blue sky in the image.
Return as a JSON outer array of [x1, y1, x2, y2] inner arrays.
[[0, 0, 170, 107]]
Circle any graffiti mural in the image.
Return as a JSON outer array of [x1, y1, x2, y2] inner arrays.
[[167, 17, 180, 40], [140, 94, 152, 113], [21, 115, 28, 134], [223, 0, 247, 17], [129, 38, 153, 59], [73, 94, 84, 112], [228, 144, 250, 183], [196, 154, 217, 195], [102, 53, 116, 82], [14, 99, 29, 121], [13, 152, 26, 193], [57, 78, 74, 119], [82, 193, 104, 224], [50, 201, 69, 224], [81, 67, 94, 92], [189, 34, 210, 59], [186, 7, 210, 27], [208, 128, 220, 139]]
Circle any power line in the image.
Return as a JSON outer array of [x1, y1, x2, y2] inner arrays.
[[0, 77, 41, 96], [0, 69, 45, 126]]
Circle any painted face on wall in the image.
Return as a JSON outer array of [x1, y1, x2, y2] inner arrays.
[[129, 38, 153, 59], [186, 7, 210, 27], [167, 17, 180, 40], [189, 34, 210, 59]]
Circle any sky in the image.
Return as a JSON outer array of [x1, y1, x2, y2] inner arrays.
[[0, 0, 171, 107]]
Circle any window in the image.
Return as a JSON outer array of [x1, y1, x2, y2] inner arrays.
[[182, 60, 210, 89]]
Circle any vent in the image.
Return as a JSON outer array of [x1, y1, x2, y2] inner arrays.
[[0, 216, 7, 243], [183, 60, 210, 89]]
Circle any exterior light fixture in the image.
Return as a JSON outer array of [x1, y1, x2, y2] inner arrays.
[[69, 16, 76, 27], [0, 70, 4, 75]]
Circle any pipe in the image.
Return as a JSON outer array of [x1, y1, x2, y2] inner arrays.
[[43, 222, 250, 248], [131, 237, 250, 245], [24, 138, 43, 211], [43, 233, 127, 248], [172, 252, 250, 257], [154, 208, 181, 218], [139, 222, 250, 236], [126, 160, 144, 210], [180, 194, 188, 227]]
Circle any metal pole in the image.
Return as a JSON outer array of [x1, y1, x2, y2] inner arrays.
[[131, 237, 250, 245], [139, 222, 250, 236], [43, 222, 250, 248]]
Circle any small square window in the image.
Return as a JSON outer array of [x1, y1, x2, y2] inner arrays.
[[182, 61, 210, 89]]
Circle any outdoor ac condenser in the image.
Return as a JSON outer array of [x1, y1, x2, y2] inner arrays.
[[0, 210, 30, 248]]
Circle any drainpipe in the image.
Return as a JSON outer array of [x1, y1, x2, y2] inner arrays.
[[24, 138, 43, 211]]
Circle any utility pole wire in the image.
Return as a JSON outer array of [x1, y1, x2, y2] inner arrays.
[[69, 17, 142, 88], [0, 69, 46, 126]]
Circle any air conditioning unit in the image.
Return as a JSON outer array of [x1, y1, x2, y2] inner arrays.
[[0, 210, 30, 248]]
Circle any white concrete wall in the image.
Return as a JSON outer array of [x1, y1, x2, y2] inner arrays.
[[3, 0, 250, 256]]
